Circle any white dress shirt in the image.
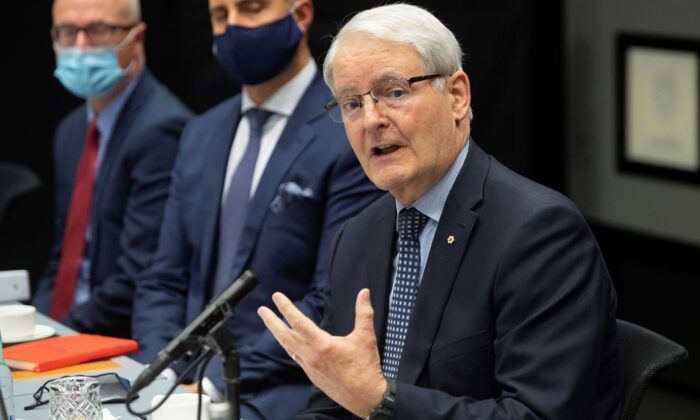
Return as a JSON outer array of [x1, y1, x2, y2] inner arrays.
[[221, 59, 317, 204]]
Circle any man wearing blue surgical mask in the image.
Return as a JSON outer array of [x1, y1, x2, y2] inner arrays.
[[131, 0, 381, 418], [33, 0, 192, 338]]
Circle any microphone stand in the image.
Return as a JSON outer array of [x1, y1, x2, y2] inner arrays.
[[203, 324, 240, 420], [127, 270, 257, 419]]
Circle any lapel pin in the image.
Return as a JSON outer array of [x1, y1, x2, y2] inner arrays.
[[447, 235, 455, 244]]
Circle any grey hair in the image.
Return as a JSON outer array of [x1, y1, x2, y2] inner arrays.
[[323, 3, 472, 120], [53, 0, 141, 20]]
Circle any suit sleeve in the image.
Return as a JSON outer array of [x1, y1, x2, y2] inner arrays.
[[300, 201, 616, 419], [237, 145, 382, 388], [63, 118, 185, 334], [296, 224, 357, 420], [131, 122, 197, 363]]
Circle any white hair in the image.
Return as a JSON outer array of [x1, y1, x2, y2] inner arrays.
[[53, 0, 141, 20], [323, 4, 463, 89], [323, 3, 472, 119]]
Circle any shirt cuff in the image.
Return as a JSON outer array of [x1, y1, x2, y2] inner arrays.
[[161, 367, 177, 383], [160, 367, 223, 403], [202, 377, 224, 402]]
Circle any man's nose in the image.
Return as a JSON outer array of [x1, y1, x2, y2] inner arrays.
[[74, 29, 91, 47], [228, 9, 243, 26], [361, 94, 388, 130]]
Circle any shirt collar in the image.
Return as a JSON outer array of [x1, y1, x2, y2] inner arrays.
[[240, 59, 317, 116], [395, 139, 471, 225], [87, 70, 143, 138]]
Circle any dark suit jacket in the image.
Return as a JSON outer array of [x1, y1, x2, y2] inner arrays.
[[300, 142, 623, 419], [34, 69, 192, 337], [132, 71, 381, 419]]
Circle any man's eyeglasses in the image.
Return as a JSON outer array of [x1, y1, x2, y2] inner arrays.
[[324, 74, 445, 123], [51, 22, 138, 47]]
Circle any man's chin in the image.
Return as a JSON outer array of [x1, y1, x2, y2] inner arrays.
[[370, 175, 410, 198]]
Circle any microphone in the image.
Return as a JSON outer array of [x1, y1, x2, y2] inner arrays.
[[131, 270, 258, 393]]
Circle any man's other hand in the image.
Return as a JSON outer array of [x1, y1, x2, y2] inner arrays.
[[258, 289, 387, 418]]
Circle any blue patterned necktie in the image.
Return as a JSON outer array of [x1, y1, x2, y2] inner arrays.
[[381, 207, 429, 379], [213, 108, 272, 295]]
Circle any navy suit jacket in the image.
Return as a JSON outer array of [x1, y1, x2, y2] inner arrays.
[[132, 71, 381, 419], [301, 142, 623, 419], [34, 69, 192, 337]]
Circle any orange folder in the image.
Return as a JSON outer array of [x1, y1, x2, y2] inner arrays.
[[12, 360, 122, 380], [4, 334, 138, 372]]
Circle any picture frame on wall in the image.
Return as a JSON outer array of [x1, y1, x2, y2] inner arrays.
[[616, 33, 700, 183]]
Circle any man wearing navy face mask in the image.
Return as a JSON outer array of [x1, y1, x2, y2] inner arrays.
[[132, 0, 380, 418], [33, 0, 192, 337]]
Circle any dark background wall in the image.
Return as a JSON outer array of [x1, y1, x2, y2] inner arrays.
[[565, 0, 700, 395], [1, 0, 696, 399], [0, 0, 565, 289]]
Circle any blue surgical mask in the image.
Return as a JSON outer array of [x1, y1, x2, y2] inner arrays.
[[53, 30, 136, 98], [213, 12, 303, 85]]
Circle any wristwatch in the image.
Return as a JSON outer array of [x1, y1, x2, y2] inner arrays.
[[367, 380, 396, 420]]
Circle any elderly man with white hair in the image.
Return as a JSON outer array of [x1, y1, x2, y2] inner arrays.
[[259, 3, 623, 419]]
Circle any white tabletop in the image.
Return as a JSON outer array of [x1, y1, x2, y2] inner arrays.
[[10, 312, 175, 419]]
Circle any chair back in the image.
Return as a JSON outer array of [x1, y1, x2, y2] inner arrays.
[[617, 319, 688, 420], [0, 162, 40, 225]]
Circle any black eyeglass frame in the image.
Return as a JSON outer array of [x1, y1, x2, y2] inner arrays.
[[51, 22, 139, 46], [323, 74, 446, 122]]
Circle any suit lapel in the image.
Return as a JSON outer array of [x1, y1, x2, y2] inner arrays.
[[398, 141, 491, 384], [200, 99, 243, 295], [88, 72, 153, 265], [229, 74, 328, 277], [365, 196, 397, 346], [92, 71, 154, 207]]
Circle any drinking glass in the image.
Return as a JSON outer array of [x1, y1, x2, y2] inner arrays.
[[47, 375, 102, 420]]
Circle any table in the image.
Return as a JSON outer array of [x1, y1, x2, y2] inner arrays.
[[11, 313, 174, 419]]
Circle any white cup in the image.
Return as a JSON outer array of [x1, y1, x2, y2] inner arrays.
[[151, 393, 211, 420], [0, 304, 36, 339]]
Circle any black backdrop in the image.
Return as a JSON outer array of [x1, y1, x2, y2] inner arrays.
[[3, 0, 698, 397], [0, 0, 565, 287]]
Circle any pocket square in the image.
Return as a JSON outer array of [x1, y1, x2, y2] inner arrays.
[[270, 181, 314, 213]]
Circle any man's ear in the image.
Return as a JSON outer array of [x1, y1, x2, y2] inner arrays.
[[292, 0, 313, 33], [136, 22, 147, 39], [448, 71, 471, 123], [134, 22, 147, 61]]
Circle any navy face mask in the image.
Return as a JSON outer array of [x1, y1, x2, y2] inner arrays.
[[213, 13, 303, 85]]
